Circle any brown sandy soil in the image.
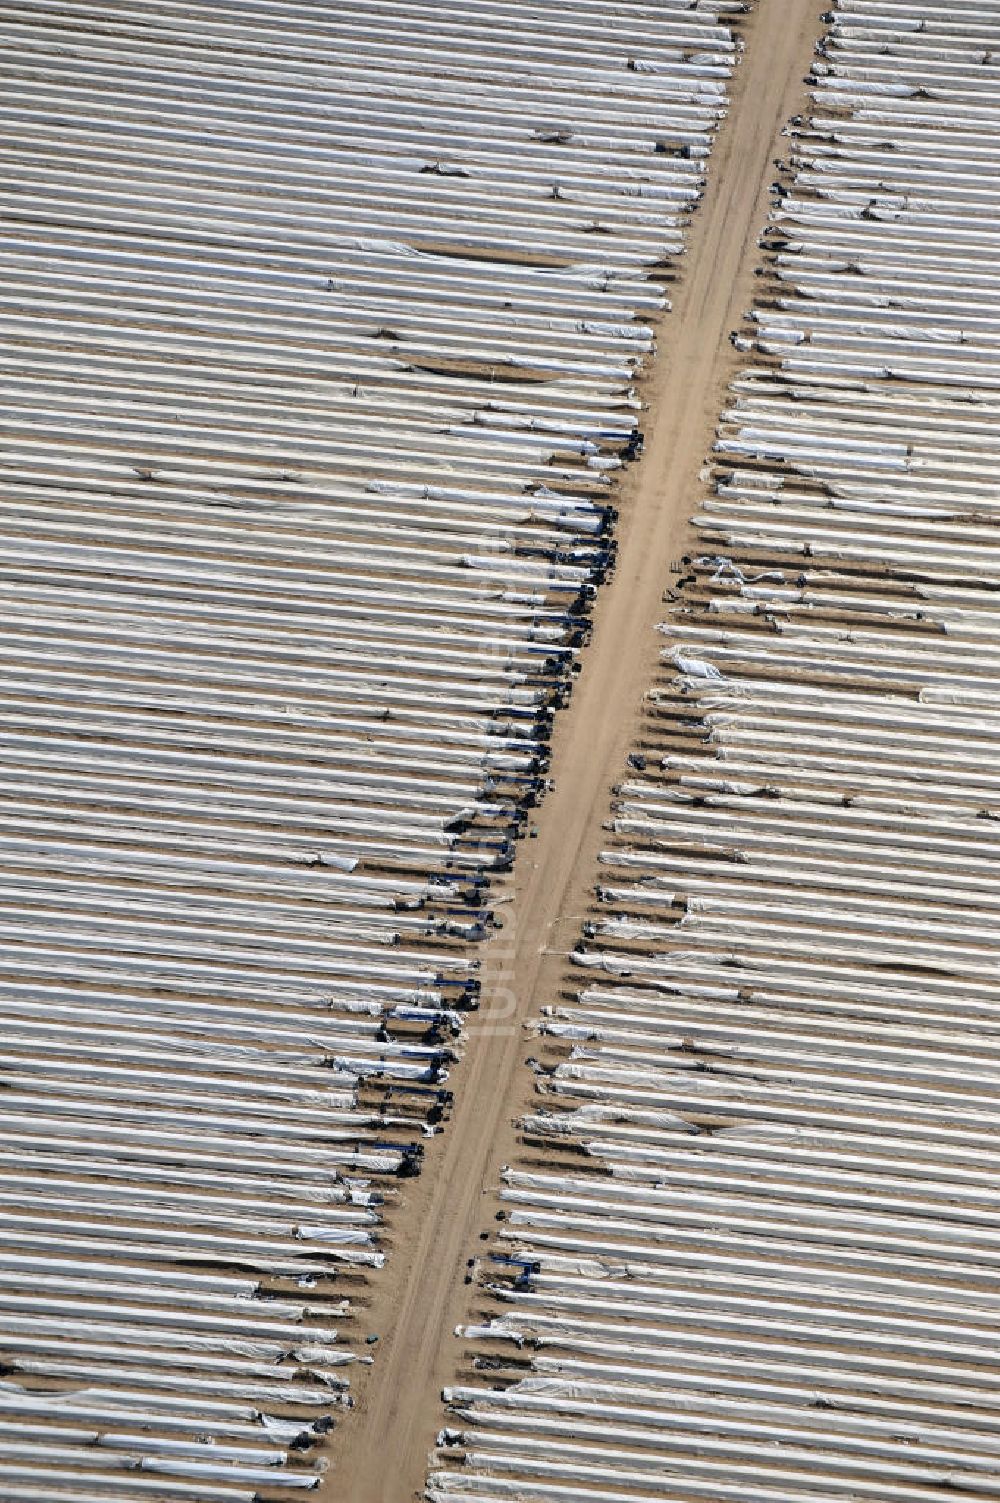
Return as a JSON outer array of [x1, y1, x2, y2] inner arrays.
[[324, 2, 829, 1497]]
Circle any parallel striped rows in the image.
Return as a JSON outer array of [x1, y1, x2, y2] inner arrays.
[[0, 2, 740, 1497], [433, 4, 1000, 1502]]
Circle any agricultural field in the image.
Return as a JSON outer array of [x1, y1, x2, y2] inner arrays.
[[0, 1, 998, 1500]]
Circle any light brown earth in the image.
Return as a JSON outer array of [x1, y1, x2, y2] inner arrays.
[[327, 2, 829, 1497]]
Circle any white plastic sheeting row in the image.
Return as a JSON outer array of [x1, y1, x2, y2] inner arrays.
[[0, 0, 739, 1497], [432, 4, 1000, 1502]]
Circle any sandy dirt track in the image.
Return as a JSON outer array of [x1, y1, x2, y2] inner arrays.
[[327, 3, 829, 1497]]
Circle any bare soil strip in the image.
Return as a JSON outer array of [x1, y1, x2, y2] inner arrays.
[[329, 3, 829, 1497]]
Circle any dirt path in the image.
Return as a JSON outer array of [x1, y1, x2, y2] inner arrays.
[[328, 3, 827, 1497]]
